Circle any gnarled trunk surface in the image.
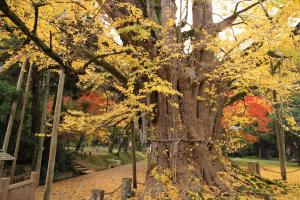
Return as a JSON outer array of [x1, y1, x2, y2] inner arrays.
[[145, 68, 229, 198], [144, 1, 230, 198]]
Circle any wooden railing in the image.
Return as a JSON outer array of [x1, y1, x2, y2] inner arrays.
[[0, 172, 37, 200]]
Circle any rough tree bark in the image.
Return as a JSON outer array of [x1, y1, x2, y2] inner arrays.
[[144, 1, 230, 197], [0, 0, 263, 197], [98, 0, 262, 198]]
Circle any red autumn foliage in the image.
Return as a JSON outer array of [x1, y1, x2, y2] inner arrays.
[[243, 96, 272, 133], [224, 95, 272, 132], [47, 92, 110, 115], [223, 95, 272, 143], [77, 92, 109, 114], [47, 96, 71, 113], [243, 133, 259, 143]]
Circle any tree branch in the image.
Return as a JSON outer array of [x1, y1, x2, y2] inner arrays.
[[80, 49, 128, 84], [214, 0, 265, 33], [0, 0, 70, 71], [55, 1, 87, 10], [82, 50, 131, 71], [0, 0, 128, 84]]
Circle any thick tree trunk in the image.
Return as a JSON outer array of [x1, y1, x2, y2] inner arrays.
[[144, 1, 230, 198], [146, 75, 228, 197], [43, 70, 65, 200], [10, 61, 33, 181]]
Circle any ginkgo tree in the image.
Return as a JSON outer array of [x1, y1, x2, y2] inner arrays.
[[0, 0, 300, 199]]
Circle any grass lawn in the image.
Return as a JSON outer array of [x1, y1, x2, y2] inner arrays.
[[230, 156, 300, 167], [79, 150, 146, 171], [230, 157, 300, 199]]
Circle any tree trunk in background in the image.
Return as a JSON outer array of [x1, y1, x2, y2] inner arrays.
[[36, 71, 51, 187], [117, 136, 129, 155], [273, 88, 287, 180], [0, 59, 27, 175], [123, 137, 128, 153], [258, 141, 262, 159], [131, 122, 137, 189], [108, 141, 114, 154], [31, 65, 42, 136], [75, 134, 85, 152], [275, 115, 287, 180], [10, 61, 33, 181], [43, 70, 65, 200]]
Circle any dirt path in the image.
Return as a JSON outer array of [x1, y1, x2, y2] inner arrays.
[[35, 161, 147, 200]]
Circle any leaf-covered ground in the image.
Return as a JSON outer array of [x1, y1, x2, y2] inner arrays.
[[35, 161, 147, 200], [35, 160, 300, 200]]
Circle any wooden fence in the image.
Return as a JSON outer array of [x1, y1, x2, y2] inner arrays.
[[0, 172, 37, 200]]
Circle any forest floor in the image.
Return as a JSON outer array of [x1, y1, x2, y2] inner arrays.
[[35, 158, 300, 200]]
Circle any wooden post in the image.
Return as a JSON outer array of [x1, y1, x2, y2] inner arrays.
[[248, 162, 260, 176], [43, 70, 65, 200], [0, 59, 27, 175], [30, 172, 38, 200], [131, 122, 137, 189], [0, 178, 10, 200], [275, 114, 287, 181], [270, 60, 287, 181], [121, 178, 132, 200], [36, 71, 51, 187], [90, 189, 104, 200], [10, 62, 33, 181]]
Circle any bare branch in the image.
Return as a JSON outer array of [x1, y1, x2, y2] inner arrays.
[[259, 0, 272, 20], [55, 1, 87, 10], [214, 0, 265, 33]]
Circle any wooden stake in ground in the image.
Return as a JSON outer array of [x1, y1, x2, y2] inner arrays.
[[10, 61, 33, 181], [275, 106, 287, 181], [270, 59, 287, 181], [0, 59, 27, 175], [36, 71, 51, 187], [131, 122, 137, 189], [43, 70, 65, 200]]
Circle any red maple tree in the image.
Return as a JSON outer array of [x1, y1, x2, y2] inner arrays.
[[223, 95, 272, 143], [47, 92, 110, 115]]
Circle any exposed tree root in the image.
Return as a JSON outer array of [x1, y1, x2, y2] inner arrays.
[[143, 156, 286, 200]]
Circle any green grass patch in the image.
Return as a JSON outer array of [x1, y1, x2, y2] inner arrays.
[[230, 157, 300, 167], [79, 151, 146, 171]]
